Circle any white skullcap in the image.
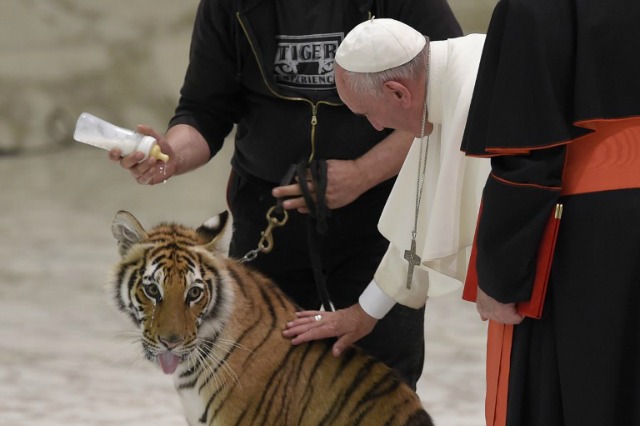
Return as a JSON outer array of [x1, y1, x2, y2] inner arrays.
[[336, 18, 426, 73]]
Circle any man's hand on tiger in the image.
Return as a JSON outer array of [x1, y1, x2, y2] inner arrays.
[[282, 303, 377, 356]]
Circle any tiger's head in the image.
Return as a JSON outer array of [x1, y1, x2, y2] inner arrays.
[[110, 210, 233, 375]]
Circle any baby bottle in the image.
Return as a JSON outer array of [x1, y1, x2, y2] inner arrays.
[[73, 112, 169, 162]]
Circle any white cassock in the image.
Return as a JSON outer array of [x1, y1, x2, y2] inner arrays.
[[368, 34, 490, 311]]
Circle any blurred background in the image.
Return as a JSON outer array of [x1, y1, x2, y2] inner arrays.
[[0, 1, 497, 425]]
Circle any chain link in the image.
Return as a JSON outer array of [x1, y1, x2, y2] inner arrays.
[[239, 205, 289, 263]]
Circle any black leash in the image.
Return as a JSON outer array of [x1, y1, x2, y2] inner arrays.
[[296, 160, 329, 234], [295, 159, 333, 311]]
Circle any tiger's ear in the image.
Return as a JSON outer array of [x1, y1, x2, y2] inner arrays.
[[112, 210, 148, 256], [197, 210, 231, 255]]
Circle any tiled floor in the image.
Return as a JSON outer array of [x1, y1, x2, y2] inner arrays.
[[1, 145, 487, 425]]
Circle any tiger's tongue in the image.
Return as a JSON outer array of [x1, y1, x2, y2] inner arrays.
[[159, 352, 180, 375]]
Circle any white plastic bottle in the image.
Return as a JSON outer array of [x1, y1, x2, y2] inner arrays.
[[73, 112, 169, 162]]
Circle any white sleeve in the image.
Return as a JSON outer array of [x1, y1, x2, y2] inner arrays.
[[358, 279, 396, 319]]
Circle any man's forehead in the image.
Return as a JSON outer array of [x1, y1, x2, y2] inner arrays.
[[335, 75, 366, 115], [334, 68, 354, 103]]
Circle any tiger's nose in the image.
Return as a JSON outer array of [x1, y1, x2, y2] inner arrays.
[[159, 335, 183, 350]]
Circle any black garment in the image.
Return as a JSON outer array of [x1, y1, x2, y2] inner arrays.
[[171, 0, 462, 184], [463, 0, 640, 423], [475, 148, 565, 303], [463, 0, 640, 157], [169, 0, 462, 388], [463, 0, 640, 307]]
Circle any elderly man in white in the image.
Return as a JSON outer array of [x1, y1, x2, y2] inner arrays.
[[283, 18, 489, 357]]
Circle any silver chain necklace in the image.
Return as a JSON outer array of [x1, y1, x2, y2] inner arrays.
[[404, 37, 430, 290]]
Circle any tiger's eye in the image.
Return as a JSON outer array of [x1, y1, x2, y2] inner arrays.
[[144, 284, 161, 301], [187, 287, 203, 302]]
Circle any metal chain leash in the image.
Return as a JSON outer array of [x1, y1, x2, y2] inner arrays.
[[239, 205, 289, 263], [238, 164, 297, 263]]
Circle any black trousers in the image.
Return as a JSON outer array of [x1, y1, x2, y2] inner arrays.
[[227, 171, 425, 389]]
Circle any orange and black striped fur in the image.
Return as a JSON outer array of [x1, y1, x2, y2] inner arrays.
[[110, 210, 433, 426]]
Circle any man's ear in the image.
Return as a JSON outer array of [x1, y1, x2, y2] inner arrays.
[[382, 81, 412, 107]]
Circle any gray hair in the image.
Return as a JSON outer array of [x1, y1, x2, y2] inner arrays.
[[341, 41, 428, 98]]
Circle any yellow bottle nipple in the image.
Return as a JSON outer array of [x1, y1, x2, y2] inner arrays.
[[150, 144, 170, 163]]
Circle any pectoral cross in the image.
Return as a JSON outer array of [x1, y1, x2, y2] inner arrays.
[[404, 238, 421, 289]]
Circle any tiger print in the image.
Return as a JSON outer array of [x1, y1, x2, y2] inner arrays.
[[110, 210, 433, 426]]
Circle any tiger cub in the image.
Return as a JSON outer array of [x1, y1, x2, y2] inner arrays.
[[110, 210, 433, 426]]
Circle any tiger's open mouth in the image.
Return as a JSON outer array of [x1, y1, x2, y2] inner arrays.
[[158, 351, 181, 375]]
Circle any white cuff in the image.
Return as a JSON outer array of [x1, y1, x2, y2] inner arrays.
[[359, 280, 396, 319]]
